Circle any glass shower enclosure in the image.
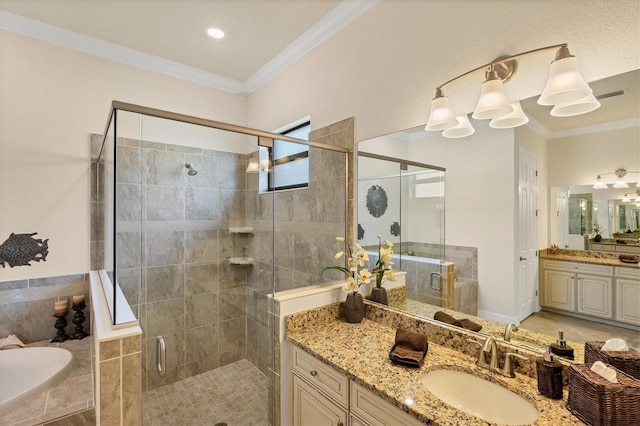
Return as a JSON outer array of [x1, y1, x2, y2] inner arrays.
[[357, 151, 447, 308], [96, 101, 349, 425]]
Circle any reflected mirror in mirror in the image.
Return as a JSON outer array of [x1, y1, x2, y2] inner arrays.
[[358, 69, 640, 358]]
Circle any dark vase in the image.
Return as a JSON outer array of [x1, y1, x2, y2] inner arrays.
[[343, 292, 365, 323], [369, 286, 388, 305], [594, 234, 602, 242]]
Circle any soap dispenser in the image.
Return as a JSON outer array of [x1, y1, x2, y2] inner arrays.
[[549, 329, 574, 360], [536, 346, 563, 399]]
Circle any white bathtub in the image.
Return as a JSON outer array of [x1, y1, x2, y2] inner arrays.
[[0, 347, 74, 413]]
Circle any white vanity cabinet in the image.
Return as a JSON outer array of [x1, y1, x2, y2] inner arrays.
[[541, 260, 614, 319], [541, 260, 640, 326], [615, 266, 640, 326], [291, 345, 423, 426]]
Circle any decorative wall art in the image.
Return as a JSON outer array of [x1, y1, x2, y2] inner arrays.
[[0, 232, 49, 268], [390, 221, 401, 237], [366, 185, 388, 218]]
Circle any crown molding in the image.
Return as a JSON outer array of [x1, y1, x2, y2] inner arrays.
[[548, 117, 640, 139], [0, 11, 245, 92], [244, 0, 379, 93], [525, 115, 552, 139], [0, 1, 379, 94]]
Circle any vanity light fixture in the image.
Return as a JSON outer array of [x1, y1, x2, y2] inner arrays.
[[622, 194, 632, 203], [442, 114, 475, 138], [246, 157, 260, 173], [425, 43, 596, 138], [593, 168, 640, 189]]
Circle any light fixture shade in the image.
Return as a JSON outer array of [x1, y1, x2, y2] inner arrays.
[[636, 181, 640, 188], [472, 78, 513, 120], [550, 93, 601, 117], [425, 93, 457, 131], [613, 179, 629, 189], [246, 158, 260, 173], [622, 194, 631, 202], [538, 56, 592, 106], [489, 101, 529, 129], [593, 175, 608, 189], [442, 115, 475, 138]]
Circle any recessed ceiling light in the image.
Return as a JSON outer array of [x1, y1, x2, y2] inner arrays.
[[206, 28, 225, 39]]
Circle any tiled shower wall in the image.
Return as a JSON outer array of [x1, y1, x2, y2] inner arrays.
[[267, 117, 354, 426], [108, 136, 250, 391]]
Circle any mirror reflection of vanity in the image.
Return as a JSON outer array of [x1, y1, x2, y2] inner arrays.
[[358, 69, 640, 360]]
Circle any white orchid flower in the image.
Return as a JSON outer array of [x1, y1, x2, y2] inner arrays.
[[334, 251, 344, 259]]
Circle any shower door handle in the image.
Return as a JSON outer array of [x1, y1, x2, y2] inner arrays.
[[430, 272, 442, 291], [156, 336, 166, 378]]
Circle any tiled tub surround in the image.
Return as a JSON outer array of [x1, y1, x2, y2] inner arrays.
[[0, 338, 94, 426], [0, 273, 91, 344], [285, 304, 583, 425]]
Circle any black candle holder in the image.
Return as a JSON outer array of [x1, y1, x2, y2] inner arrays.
[[51, 312, 69, 343], [70, 303, 88, 340]]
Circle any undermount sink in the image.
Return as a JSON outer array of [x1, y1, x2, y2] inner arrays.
[[420, 369, 539, 425]]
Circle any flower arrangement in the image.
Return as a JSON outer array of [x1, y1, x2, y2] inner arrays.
[[372, 235, 394, 288], [322, 237, 372, 293]]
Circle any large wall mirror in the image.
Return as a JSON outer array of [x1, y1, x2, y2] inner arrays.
[[358, 69, 640, 359]]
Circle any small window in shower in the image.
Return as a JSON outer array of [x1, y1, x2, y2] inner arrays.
[[269, 121, 310, 191]]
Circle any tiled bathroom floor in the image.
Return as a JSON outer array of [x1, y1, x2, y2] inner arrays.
[[143, 359, 268, 426], [521, 310, 640, 348]]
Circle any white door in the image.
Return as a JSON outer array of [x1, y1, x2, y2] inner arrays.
[[518, 148, 538, 321]]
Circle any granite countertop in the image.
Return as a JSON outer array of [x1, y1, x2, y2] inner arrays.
[[393, 299, 584, 363], [286, 312, 582, 426], [540, 249, 640, 268]]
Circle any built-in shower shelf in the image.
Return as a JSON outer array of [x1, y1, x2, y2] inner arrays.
[[229, 227, 254, 234], [229, 257, 254, 265]]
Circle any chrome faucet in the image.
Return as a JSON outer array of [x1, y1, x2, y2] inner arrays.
[[504, 323, 518, 342], [467, 337, 527, 378]]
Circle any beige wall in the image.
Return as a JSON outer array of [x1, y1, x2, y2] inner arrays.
[[0, 30, 247, 281], [548, 126, 640, 187]]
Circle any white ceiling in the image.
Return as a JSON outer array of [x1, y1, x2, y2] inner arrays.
[[0, 0, 374, 92], [0, 0, 637, 133]]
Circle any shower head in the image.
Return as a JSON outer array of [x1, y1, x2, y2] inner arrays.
[[185, 163, 198, 176]]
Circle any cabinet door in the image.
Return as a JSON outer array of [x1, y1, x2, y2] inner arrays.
[[577, 274, 613, 319], [292, 374, 347, 426], [350, 381, 423, 426], [542, 270, 575, 311], [615, 278, 640, 326]]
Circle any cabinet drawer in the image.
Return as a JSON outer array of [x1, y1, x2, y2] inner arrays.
[[544, 260, 613, 276], [617, 245, 640, 254], [292, 345, 349, 406], [590, 243, 615, 252], [350, 381, 423, 426], [616, 267, 640, 280]]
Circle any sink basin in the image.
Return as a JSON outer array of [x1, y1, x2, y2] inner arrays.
[[420, 369, 538, 425]]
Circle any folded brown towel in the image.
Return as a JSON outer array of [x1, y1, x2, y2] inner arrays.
[[434, 311, 483, 332], [389, 328, 428, 368]]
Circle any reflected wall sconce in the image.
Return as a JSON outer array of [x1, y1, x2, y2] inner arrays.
[[425, 43, 597, 139], [592, 169, 640, 189]]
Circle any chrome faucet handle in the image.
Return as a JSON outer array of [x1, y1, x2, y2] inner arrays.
[[500, 352, 528, 378], [504, 323, 519, 342]]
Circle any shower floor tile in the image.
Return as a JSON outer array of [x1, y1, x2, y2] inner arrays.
[[143, 359, 268, 426]]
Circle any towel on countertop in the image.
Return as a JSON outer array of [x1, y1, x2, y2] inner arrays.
[[0, 334, 25, 349], [389, 328, 429, 368], [434, 311, 483, 332]]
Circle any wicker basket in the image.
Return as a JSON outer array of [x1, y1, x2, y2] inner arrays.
[[585, 341, 640, 379], [567, 363, 640, 426]]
